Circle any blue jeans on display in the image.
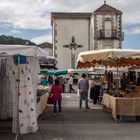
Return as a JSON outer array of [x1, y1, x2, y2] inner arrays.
[[53, 100, 62, 113]]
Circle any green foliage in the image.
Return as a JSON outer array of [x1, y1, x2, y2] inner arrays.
[[0, 35, 36, 45]]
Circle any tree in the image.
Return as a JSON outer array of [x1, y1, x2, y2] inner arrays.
[[0, 35, 36, 45]]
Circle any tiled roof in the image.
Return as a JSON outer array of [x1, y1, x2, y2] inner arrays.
[[38, 42, 52, 49]]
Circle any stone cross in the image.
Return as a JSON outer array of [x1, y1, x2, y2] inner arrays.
[[63, 36, 83, 69]]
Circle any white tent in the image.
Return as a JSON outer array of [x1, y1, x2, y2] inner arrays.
[[0, 45, 48, 134], [0, 45, 48, 57]]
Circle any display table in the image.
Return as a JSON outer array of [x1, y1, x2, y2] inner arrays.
[[36, 92, 49, 118], [102, 94, 140, 121]]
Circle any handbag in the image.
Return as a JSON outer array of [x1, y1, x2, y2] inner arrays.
[[47, 93, 54, 104], [77, 89, 80, 98]]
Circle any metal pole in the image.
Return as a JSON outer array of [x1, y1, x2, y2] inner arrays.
[[116, 58, 119, 94], [15, 55, 20, 140], [15, 55, 24, 140], [71, 48, 75, 69], [70, 49, 72, 69]]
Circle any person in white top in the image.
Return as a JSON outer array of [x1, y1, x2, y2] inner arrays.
[[68, 75, 75, 93]]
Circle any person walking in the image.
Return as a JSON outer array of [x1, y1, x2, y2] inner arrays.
[[51, 78, 63, 115], [78, 73, 89, 109], [68, 75, 75, 93], [59, 76, 65, 93]]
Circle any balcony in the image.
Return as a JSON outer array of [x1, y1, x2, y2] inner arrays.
[[96, 29, 124, 40]]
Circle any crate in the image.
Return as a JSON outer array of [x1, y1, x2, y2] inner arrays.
[[119, 116, 136, 122]]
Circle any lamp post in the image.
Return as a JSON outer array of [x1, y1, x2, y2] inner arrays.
[[63, 36, 83, 69]]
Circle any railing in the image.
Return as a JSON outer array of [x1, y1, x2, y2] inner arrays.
[[96, 29, 124, 40]]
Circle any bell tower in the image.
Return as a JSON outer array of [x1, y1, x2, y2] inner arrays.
[[90, 2, 124, 50]]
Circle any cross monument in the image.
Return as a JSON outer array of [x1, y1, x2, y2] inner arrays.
[[63, 36, 83, 69]]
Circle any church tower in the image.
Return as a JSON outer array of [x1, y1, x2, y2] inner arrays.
[[90, 1, 124, 50]]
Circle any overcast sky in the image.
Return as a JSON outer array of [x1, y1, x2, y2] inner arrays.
[[0, 0, 140, 49]]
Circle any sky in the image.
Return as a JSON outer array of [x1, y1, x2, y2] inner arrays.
[[0, 0, 140, 49]]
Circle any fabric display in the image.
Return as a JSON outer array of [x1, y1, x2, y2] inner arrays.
[[0, 57, 13, 119], [0, 56, 39, 134]]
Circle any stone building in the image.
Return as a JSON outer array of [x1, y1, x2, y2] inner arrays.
[[38, 42, 53, 56], [51, 2, 124, 69]]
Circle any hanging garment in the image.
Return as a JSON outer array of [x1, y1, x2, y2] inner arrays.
[[18, 61, 38, 134], [90, 84, 101, 104], [0, 57, 13, 119], [9, 57, 39, 134]]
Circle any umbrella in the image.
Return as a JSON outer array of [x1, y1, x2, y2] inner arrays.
[[40, 69, 88, 75], [40, 69, 68, 75], [0, 45, 48, 57], [77, 49, 140, 68], [77, 49, 140, 93], [67, 69, 89, 74]]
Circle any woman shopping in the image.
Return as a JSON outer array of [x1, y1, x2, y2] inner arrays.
[[51, 78, 63, 115]]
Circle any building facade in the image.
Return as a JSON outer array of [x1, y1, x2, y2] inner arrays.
[[51, 2, 123, 69], [90, 2, 123, 50]]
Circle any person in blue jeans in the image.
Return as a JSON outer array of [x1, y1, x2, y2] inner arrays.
[[78, 73, 89, 109]]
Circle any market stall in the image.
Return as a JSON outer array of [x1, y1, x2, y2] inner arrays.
[[36, 85, 51, 117], [0, 45, 48, 134], [40, 69, 88, 75], [102, 93, 140, 121], [77, 48, 140, 121]]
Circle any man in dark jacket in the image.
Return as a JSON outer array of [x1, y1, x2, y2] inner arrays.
[[90, 84, 101, 104]]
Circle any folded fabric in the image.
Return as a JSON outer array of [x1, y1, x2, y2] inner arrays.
[[13, 55, 18, 65], [13, 55, 27, 64], [20, 55, 27, 64]]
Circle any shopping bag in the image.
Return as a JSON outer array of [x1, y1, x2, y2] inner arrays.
[[77, 89, 80, 97], [47, 93, 54, 104]]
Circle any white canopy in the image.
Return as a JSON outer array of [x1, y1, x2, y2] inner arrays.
[[0, 45, 48, 57], [0, 45, 48, 134], [77, 49, 140, 68]]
